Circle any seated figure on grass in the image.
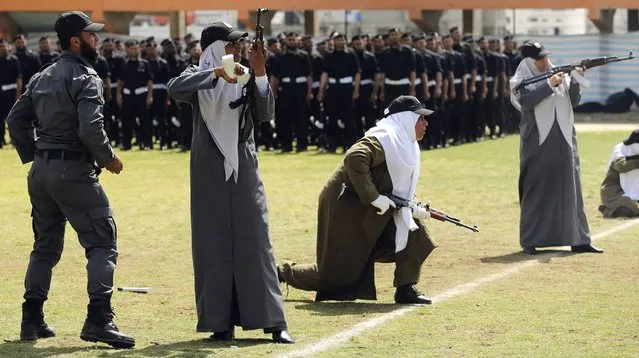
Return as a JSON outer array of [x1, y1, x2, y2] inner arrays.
[[278, 96, 437, 305], [599, 129, 639, 218]]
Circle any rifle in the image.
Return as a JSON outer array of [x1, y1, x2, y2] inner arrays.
[[386, 193, 479, 233], [229, 7, 269, 118], [512, 51, 634, 90]]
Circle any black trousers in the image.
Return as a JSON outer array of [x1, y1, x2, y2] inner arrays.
[[276, 83, 309, 151], [150, 89, 169, 147], [180, 103, 193, 150], [354, 84, 375, 138], [424, 86, 442, 149], [121, 94, 151, 149], [325, 84, 356, 152], [166, 97, 181, 148], [450, 83, 466, 143], [469, 85, 485, 141], [104, 88, 120, 146], [25, 151, 117, 301], [0, 90, 17, 147], [308, 86, 324, 147], [383, 84, 410, 109]]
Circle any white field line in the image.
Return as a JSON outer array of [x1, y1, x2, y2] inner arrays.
[[278, 218, 639, 358]]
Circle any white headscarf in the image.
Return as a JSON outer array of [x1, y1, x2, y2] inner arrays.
[[365, 111, 421, 253], [510, 57, 575, 148], [606, 142, 639, 200], [198, 40, 243, 182]]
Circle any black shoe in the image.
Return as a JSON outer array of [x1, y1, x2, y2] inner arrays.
[[394, 285, 432, 305], [208, 330, 234, 341], [523, 246, 537, 255], [80, 298, 135, 349], [272, 330, 296, 344], [571, 244, 604, 253], [20, 299, 56, 341]]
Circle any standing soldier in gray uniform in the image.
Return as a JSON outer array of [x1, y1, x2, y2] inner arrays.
[[6, 11, 135, 349]]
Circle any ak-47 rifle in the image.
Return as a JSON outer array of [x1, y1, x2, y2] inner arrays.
[[512, 51, 634, 90], [229, 7, 269, 117], [386, 193, 479, 233]]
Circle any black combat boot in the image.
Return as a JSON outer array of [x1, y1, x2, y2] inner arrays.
[[20, 299, 56, 341], [80, 297, 135, 349], [394, 284, 432, 305]]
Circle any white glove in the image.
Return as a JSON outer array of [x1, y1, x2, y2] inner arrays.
[[337, 119, 345, 129], [371, 195, 396, 215], [412, 206, 430, 220]]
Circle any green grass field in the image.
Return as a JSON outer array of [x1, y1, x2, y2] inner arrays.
[[1, 128, 638, 357]]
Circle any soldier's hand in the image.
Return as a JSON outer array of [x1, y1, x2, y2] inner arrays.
[[307, 92, 313, 102], [146, 95, 153, 108], [463, 93, 469, 102], [482, 88, 488, 99], [352, 91, 359, 101], [409, 88, 416, 97], [434, 87, 442, 98], [116, 94, 123, 107], [369, 93, 377, 104], [166, 99, 171, 107], [442, 92, 448, 101], [379, 92, 385, 102], [214, 67, 238, 84], [470, 84, 476, 94], [248, 40, 267, 77], [106, 155, 124, 175], [492, 91, 498, 99], [549, 73, 563, 87], [317, 91, 324, 102], [424, 90, 431, 101]]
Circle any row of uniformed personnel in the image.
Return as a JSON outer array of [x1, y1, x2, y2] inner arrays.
[[262, 27, 523, 154]]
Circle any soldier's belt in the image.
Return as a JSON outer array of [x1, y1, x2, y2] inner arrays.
[[453, 78, 462, 84], [328, 76, 354, 84], [152, 84, 167, 90], [486, 76, 494, 82], [414, 78, 422, 85], [281, 76, 307, 84], [35, 149, 92, 162], [312, 81, 320, 88], [360, 79, 373, 86], [427, 80, 436, 87], [384, 78, 410, 85], [122, 87, 148, 95], [1, 83, 18, 91]]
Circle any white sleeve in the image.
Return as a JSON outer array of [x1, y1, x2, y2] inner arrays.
[[255, 75, 269, 97]]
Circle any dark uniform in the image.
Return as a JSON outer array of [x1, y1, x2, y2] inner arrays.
[[162, 48, 185, 149], [6, 12, 134, 348], [483, 45, 502, 139], [454, 41, 476, 143], [147, 56, 171, 148], [322, 46, 361, 152], [353, 45, 378, 135], [377, 45, 415, 108], [434, 50, 451, 148], [39, 51, 61, 68], [0, 52, 22, 148], [420, 49, 442, 149], [504, 47, 523, 133], [14, 48, 42, 94], [470, 45, 487, 142], [120, 56, 153, 150], [309, 50, 325, 148], [446, 47, 466, 145], [494, 44, 509, 138], [104, 51, 125, 146], [270, 47, 312, 152]]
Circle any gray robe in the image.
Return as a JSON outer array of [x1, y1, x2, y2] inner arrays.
[[167, 66, 287, 333], [518, 80, 591, 248]]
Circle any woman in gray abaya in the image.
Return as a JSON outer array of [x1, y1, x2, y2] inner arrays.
[[510, 41, 603, 255]]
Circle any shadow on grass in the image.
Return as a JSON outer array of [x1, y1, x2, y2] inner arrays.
[[0, 340, 105, 358], [292, 301, 400, 317], [480, 250, 578, 264], [1, 337, 277, 358]]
